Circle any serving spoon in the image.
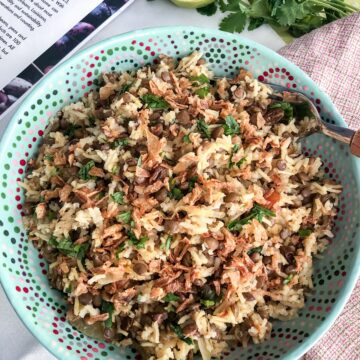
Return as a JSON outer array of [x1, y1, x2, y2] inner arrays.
[[218, 78, 360, 157], [269, 83, 360, 156]]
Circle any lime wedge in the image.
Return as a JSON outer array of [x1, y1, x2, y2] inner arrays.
[[170, 0, 215, 8]]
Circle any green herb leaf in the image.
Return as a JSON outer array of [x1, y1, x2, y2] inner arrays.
[[141, 94, 169, 110], [197, 2, 218, 16], [111, 138, 128, 149], [219, 11, 247, 33], [228, 144, 240, 169], [163, 293, 180, 302], [195, 85, 210, 99], [79, 160, 95, 181], [200, 299, 216, 308], [219, 0, 248, 12], [101, 301, 114, 328], [161, 235, 173, 251], [283, 274, 294, 285], [269, 101, 293, 123], [190, 74, 210, 85], [111, 191, 125, 205], [197, 119, 211, 139], [247, 246, 263, 255], [171, 187, 184, 200], [227, 203, 275, 232], [288, 15, 324, 37], [248, 17, 265, 30], [223, 115, 240, 136], [115, 243, 126, 259], [182, 134, 191, 143], [49, 236, 89, 260], [120, 83, 132, 94], [44, 154, 54, 161], [170, 323, 193, 345], [127, 231, 148, 249], [298, 228, 312, 238], [188, 176, 198, 192], [116, 211, 132, 224]]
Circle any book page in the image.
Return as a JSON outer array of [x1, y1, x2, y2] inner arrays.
[[0, 0, 103, 89]]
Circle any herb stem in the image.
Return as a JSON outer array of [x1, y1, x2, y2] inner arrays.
[[310, 0, 349, 15]]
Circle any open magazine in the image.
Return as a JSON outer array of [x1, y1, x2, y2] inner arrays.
[[0, 0, 134, 119]]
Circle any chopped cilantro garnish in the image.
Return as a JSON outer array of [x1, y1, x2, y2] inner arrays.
[[269, 102, 293, 123], [182, 134, 191, 143], [120, 83, 132, 94], [200, 289, 221, 309], [247, 246, 263, 256], [283, 274, 294, 285], [78, 160, 95, 181], [169, 177, 184, 200], [196, 119, 211, 139], [171, 187, 184, 200], [200, 299, 216, 308], [101, 301, 114, 328], [227, 203, 275, 232], [298, 228, 312, 238], [44, 154, 54, 161], [228, 144, 240, 169], [161, 235, 173, 251], [195, 85, 210, 99], [170, 323, 193, 345], [115, 243, 126, 259], [141, 94, 169, 110], [163, 293, 180, 302], [116, 211, 132, 224], [111, 191, 125, 205], [188, 176, 198, 192], [49, 236, 89, 260], [190, 74, 210, 85], [127, 231, 148, 249], [223, 115, 240, 136], [111, 138, 128, 149]]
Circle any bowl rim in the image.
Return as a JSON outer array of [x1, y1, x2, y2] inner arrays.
[[1, 25, 359, 360]]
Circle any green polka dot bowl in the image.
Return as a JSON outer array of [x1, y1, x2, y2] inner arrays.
[[0, 27, 359, 360]]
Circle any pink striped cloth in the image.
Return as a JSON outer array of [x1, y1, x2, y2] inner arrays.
[[279, 13, 360, 360]]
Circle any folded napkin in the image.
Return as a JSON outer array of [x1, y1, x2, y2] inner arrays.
[[279, 12, 360, 360]]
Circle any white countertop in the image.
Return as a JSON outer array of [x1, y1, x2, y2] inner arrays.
[[0, 1, 285, 359]]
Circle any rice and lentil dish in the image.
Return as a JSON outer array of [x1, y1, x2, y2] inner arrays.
[[21, 52, 341, 360]]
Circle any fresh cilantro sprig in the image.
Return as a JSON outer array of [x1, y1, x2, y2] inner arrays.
[[195, 0, 358, 38], [227, 203, 275, 232]]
